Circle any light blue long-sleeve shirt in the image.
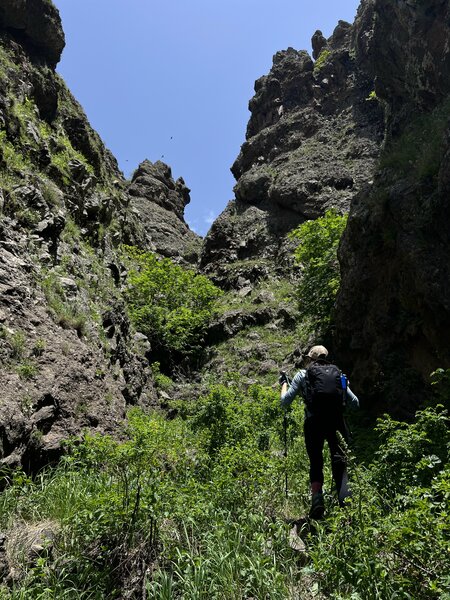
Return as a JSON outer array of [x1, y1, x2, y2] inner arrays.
[[281, 369, 359, 412]]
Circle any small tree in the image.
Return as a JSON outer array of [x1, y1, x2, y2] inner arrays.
[[290, 209, 348, 332], [123, 247, 221, 360]]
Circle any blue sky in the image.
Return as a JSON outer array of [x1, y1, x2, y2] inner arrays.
[[53, 0, 361, 236]]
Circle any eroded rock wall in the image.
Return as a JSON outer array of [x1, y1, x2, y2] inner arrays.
[[127, 160, 201, 264], [335, 0, 450, 414], [0, 0, 198, 469]]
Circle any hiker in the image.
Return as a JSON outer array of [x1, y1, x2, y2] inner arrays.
[[279, 345, 359, 519]]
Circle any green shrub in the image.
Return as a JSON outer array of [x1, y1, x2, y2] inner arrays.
[[16, 361, 38, 380], [290, 209, 348, 333], [314, 49, 331, 75], [9, 330, 26, 360], [31, 338, 46, 357], [430, 368, 450, 411], [150, 361, 174, 391], [372, 406, 449, 494], [123, 247, 221, 358], [41, 272, 86, 336]]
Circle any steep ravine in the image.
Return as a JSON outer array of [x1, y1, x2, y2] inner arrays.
[[0, 0, 449, 596], [201, 0, 450, 416], [1, 0, 448, 473]]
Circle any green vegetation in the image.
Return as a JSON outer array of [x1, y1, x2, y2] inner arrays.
[[124, 247, 221, 359], [31, 338, 46, 357], [431, 368, 450, 411], [0, 130, 30, 173], [151, 361, 174, 391], [290, 209, 348, 335], [309, 406, 450, 599], [313, 49, 331, 75], [0, 389, 448, 598], [0, 43, 20, 81], [16, 361, 38, 380], [0, 329, 40, 379], [9, 330, 26, 360], [215, 278, 295, 316], [37, 221, 123, 344], [50, 136, 94, 187], [41, 271, 86, 336]]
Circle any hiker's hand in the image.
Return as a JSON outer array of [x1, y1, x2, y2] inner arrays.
[[279, 371, 289, 385]]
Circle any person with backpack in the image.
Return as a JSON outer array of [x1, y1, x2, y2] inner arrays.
[[279, 345, 359, 519]]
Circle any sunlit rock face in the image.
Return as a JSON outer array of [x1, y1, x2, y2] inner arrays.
[[127, 160, 201, 265], [200, 6, 384, 287]]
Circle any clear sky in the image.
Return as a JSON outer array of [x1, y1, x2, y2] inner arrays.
[[52, 0, 361, 236]]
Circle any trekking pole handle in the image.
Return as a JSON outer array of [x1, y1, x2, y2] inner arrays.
[[279, 371, 290, 386]]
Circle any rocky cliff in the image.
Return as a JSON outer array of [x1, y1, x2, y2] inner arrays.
[[0, 0, 199, 470], [200, 11, 384, 288], [200, 0, 450, 414], [127, 159, 201, 264], [1, 0, 449, 474], [335, 0, 450, 413]]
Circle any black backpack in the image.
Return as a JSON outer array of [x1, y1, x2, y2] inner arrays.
[[305, 361, 344, 415]]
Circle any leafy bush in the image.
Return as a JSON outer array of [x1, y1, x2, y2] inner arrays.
[[372, 406, 449, 494], [123, 247, 221, 359], [430, 367, 450, 411], [290, 209, 348, 333]]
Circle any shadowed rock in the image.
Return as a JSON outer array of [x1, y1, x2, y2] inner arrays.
[[0, 0, 65, 66]]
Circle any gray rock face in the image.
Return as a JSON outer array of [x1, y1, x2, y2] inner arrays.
[[127, 160, 201, 264], [335, 0, 450, 414], [0, 3, 198, 469], [0, 0, 65, 66], [0, 221, 157, 472], [311, 30, 327, 61], [200, 13, 384, 285]]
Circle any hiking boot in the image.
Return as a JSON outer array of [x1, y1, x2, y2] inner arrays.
[[309, 492, 325, 520]]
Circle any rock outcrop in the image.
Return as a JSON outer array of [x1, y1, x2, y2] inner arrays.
[[199, 0, 450, 415], [127, 160, 201, 264], [200, 13, 384, 287], [0, 0, 198, 469], [335, 0, 450, 414], [0, 0, 65, 67]]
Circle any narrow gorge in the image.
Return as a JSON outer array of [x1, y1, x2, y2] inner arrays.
[[0, 0, 448, 597]]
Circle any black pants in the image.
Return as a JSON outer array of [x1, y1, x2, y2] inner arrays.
[[304, 413, 349, 495]]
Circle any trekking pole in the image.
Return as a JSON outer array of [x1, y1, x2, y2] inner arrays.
[[280, 371, 291, 499], [283, 409, 288, 498]]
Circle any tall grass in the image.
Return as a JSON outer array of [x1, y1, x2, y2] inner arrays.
[[0, 389, 448, 599]]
